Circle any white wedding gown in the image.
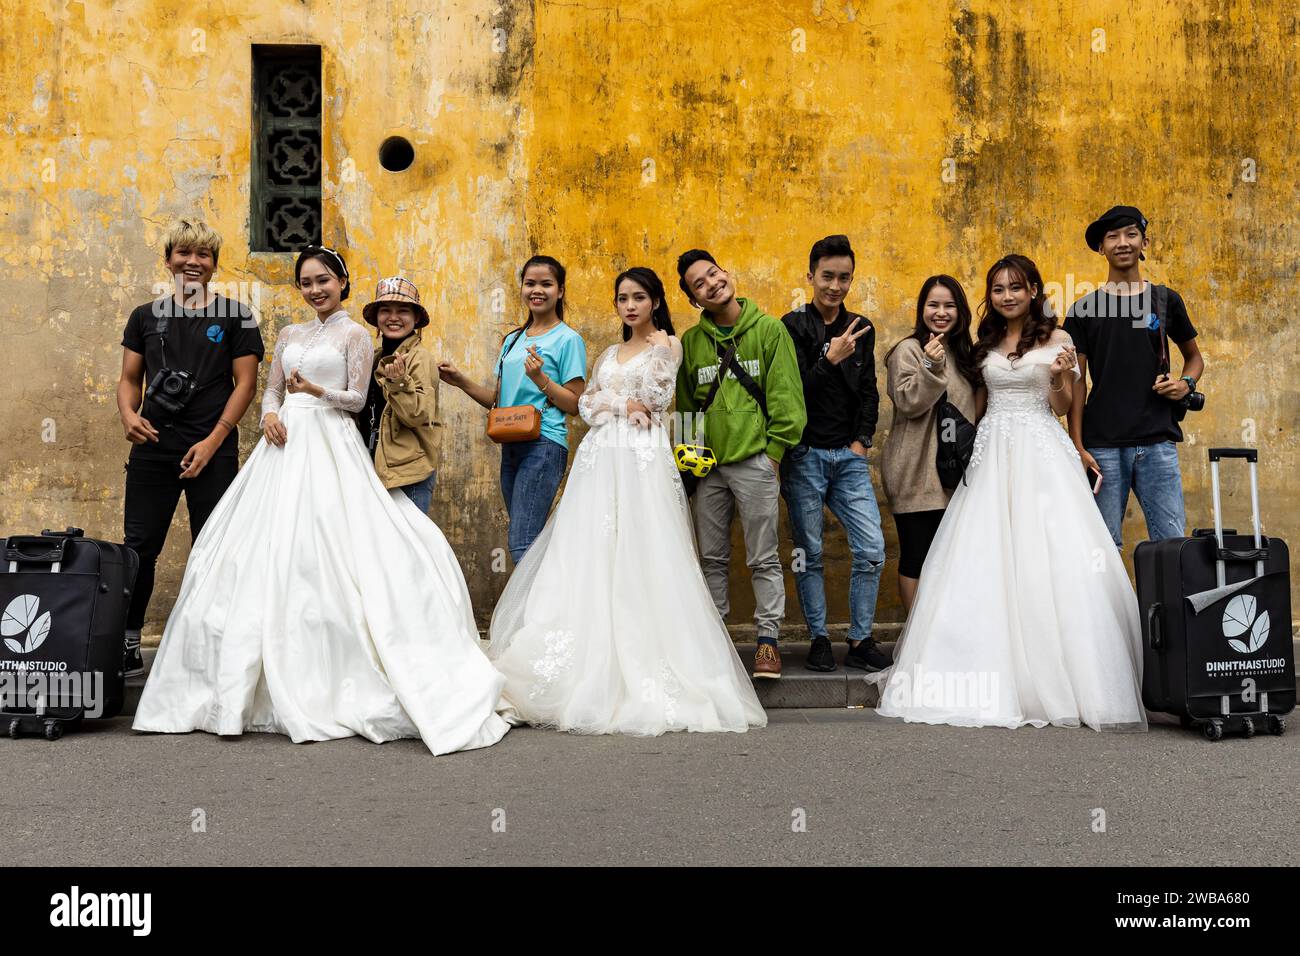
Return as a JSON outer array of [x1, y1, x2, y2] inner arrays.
[[875, 340, 1147, 731], [133, 309, 511, 755], [488, 340, 767, 735]]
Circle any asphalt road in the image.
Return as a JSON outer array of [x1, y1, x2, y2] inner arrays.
[[4, 708, 1297, 867]]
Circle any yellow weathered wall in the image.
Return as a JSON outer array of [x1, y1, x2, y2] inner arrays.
[[2, 0, 1296, 634]]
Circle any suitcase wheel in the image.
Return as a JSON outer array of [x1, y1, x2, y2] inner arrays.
[[1241, 716, 1256, 739], [1267, 715, 1286, 736], [6, 719, 19, 739], [1202, 719, 1225, 742], [42, 720, 62, 741]]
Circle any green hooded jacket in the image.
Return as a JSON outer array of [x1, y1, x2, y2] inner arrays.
[[675, 297, 807, 464]]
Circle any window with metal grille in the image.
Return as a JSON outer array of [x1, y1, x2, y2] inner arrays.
[[251, 45, 322, 252]]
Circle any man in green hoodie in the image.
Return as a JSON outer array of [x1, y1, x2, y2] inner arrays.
[[675, 250, 807, 679]]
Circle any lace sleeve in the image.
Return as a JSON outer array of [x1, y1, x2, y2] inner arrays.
[[259, 333, 288, 426], [640, 339, 683, 414], [577, 346, 631, 426], [319, 324, 371, 413]]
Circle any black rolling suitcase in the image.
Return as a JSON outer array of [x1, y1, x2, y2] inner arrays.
[[0, 528, 138, 739], [1135, 448, 1294, 740]]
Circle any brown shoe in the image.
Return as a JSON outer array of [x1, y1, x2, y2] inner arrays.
[[752, 642, 782, 679]]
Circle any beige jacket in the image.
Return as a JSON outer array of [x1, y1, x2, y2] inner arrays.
[[371, 332, 441, 489], [880, 337, 980, 514]]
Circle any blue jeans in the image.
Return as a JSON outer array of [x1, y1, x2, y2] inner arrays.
[[500, 437, 567, 562], [398, 471, 436, 514], [780, 445, 885, 643], [1089, 442, 1186, 548]]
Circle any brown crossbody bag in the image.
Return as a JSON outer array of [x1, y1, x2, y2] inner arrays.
[[487, 325, 544, 443]]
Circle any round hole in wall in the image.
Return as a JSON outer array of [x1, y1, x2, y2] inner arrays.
[[379, 136, 415, 172]]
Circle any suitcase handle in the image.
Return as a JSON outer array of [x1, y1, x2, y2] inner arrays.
[[1208, 448, 1264, 587], [1208, 448, 1257, 463], [1193, 528, 1236, 537], [39, 527, 84, 539], [1147, 603, 1164, 651], [1218, 547, 1270, 563], [5, 535, 70, 566]]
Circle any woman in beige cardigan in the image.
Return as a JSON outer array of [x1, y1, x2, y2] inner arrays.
[[881, 276, 986, 611]]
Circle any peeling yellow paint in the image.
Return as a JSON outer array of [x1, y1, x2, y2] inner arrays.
[[1, 1, 1295, 633]]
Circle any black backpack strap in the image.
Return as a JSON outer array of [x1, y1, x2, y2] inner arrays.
[[698, 341, 739, 416], [716, 337, 768, 419], [1152, 283, 1170, 374]]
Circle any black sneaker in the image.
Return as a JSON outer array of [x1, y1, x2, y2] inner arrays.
[[845, 638, 891, 672], [124, 634, 145, 678], [805, 636, 836, 672]]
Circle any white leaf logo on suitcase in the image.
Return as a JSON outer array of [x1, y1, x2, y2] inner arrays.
[[1222, 593, 1269, 655], [1, 595, 50, 655]]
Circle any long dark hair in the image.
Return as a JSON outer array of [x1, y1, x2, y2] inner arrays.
[[973, 254, 1055, 365], [504, 254, 567, 342], [614, 267, 674, 341], [886, 274, 981, 389]]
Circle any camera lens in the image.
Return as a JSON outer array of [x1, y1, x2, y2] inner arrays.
[[163, 374, 182, 395]]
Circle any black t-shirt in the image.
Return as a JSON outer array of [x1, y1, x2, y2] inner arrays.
[[122, 295, 265, 460], [1063, 284, 1197, 447], [356, 335, 405, 451]]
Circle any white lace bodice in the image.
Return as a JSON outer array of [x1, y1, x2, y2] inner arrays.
[[981, 342, 1078, 416], [260, 310, 373, 424], [577, 340, 683, 427], [969, 341, 1081, 470]]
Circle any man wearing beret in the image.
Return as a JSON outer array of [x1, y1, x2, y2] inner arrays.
[[1064, 205, 1206, 549]]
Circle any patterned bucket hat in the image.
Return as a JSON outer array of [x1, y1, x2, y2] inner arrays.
[[362, 276, 429, 328]]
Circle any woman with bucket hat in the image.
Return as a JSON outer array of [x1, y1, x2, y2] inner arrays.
[[358, 276, 441, 514]]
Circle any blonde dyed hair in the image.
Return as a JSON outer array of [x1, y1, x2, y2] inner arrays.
[[163, 220, 223, 266]]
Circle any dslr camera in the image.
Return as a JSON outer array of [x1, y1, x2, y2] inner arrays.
[[146, 367, 198, 416], [1172, 376, 1204, 421]]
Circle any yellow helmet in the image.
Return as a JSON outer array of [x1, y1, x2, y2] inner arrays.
[[674, 443, 717, 478]]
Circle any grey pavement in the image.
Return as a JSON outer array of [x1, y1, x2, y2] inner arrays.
[[4, 707, 1296, 866]]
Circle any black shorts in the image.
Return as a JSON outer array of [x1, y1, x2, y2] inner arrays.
[[893, 509, 945, 578]]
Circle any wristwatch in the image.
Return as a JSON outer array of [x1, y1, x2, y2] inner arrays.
[[1180, 375, 1197, 393]]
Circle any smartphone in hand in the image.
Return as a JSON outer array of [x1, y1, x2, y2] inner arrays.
[[1085, 465, 1103, 495]]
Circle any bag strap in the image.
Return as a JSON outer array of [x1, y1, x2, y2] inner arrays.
[[718, 338, 768, 419], [1152, 283, 1170, 375], [492, 324, 530, 410], [698, 341, 740, 416]]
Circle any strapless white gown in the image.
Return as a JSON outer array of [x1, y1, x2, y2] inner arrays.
[[874, 341, 1147, 731]]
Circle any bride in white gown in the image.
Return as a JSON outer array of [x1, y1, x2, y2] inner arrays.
[[488, 267, 766, 735], [875, 255, 1147, 731], [133, 247, 510, 755]]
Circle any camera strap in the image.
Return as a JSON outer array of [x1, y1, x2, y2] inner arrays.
[[153, 310, 172, 369]]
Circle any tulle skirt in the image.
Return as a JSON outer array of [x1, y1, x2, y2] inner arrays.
[[488, 419, 767, 736], [874, 405, 1148, 732]]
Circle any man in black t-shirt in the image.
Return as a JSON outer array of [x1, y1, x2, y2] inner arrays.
[[115, 221, 264, 674], [779, 235, 889, 674], [1064, 205, 1206, 549]]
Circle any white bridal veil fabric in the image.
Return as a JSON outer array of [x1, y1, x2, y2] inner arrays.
[[133, 310, 511, 755], [488, 340, 767, 735], [874, 340, 1148, 732]]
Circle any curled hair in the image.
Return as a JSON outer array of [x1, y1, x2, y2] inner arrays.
[[972, 254, 1054, 366]]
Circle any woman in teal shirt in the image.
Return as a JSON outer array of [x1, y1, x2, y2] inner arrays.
[[439, 255, 587, 562]]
